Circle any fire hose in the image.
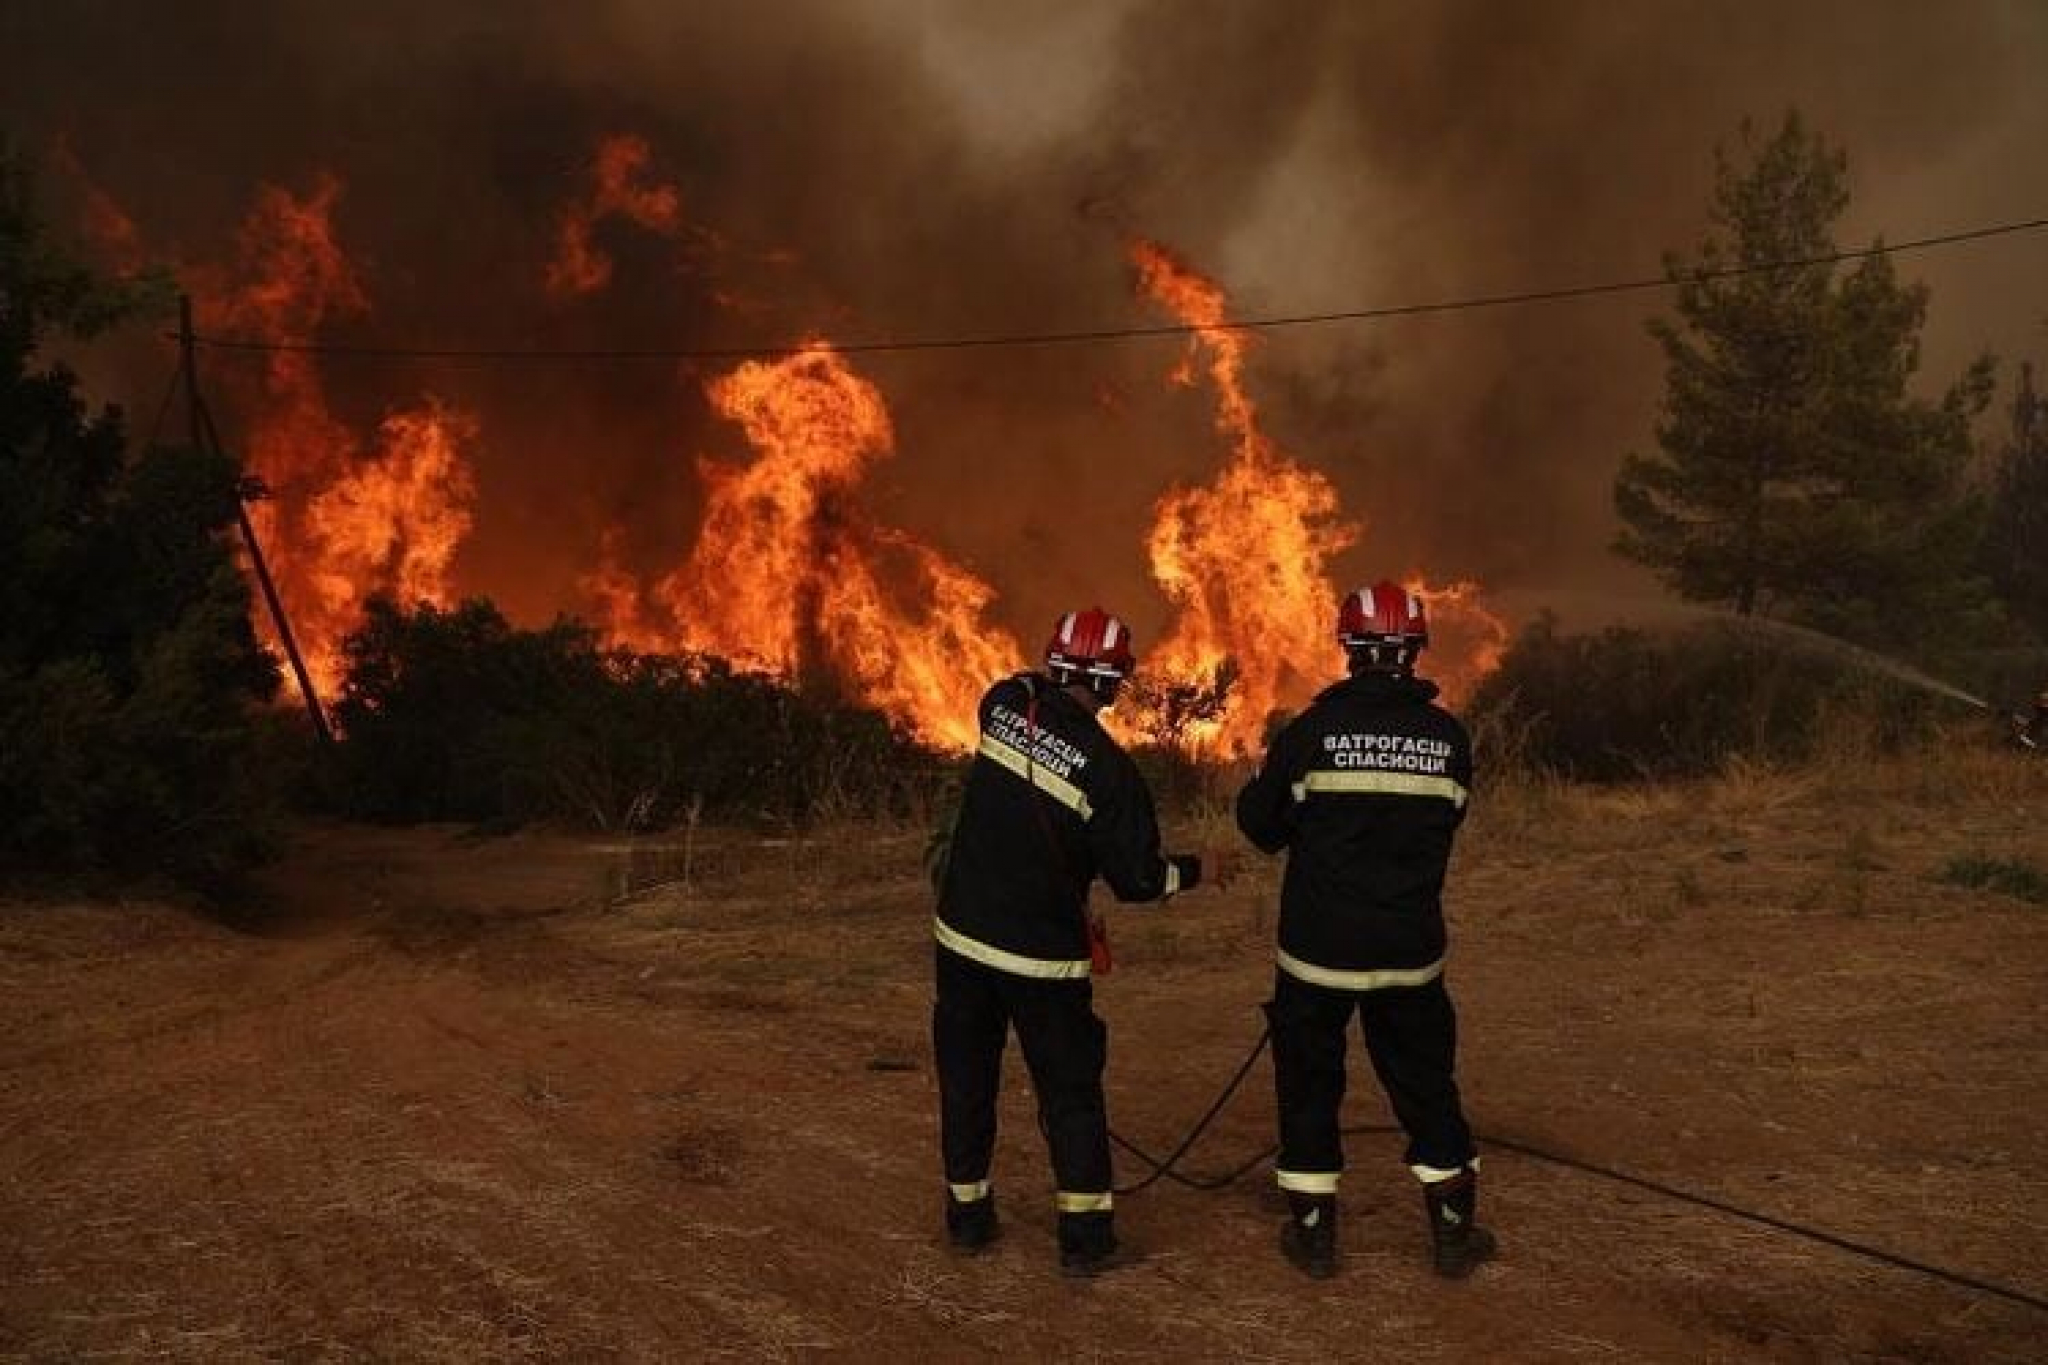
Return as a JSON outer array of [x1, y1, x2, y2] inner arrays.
[[1099, 1017, 2048, 1316]]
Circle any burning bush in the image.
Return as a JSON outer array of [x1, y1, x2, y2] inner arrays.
[[1468, 615, 1950, 781], [325, 597, 947, 829], [1116, 659, 1242, 808]]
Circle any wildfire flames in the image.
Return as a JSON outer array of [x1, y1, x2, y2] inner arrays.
[[302, 404, 478, 635], [202, 177, 479, 695], [593, 345, 1021, 751], [541, 136, 1022, 750], [66, 131, 1506, 753], [1131, 239, 1506, 752], [1409, 579, 1512, 704], [546, 134, 687, 298]]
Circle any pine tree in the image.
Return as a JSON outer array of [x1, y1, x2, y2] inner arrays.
[[1614, 112, 1995, 646], [1985, 362, 2048, 641]]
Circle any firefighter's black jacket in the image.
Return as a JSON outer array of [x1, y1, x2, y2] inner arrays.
[[1236, 671, 1471, 983], [937, 673, 1199, 977]]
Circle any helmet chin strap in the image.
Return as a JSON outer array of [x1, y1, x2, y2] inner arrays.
[[1347, 643, 1421, 675]]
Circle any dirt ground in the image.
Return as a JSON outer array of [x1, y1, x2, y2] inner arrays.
[[3, 751, 2045, 1362]]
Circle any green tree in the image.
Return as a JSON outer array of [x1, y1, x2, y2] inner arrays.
[[1984, 361, 2048, 640], [0, 138, 278, 885], [1614, 112, 1996, 646]]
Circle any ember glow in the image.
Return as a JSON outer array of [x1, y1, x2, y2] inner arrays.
[[595, 345, 1021, 751], [546, 134, 686, 298], [49, 137, 144, 275], [1131, 238, 1506, 752], [203, 178, 480, 694], [1412, 579, 1512, 707]]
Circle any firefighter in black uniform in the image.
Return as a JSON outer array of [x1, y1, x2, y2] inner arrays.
[[1236, 581, 1496, 1281], [933, 607, 1207, 1276], [2020, 686, 2047, 751]]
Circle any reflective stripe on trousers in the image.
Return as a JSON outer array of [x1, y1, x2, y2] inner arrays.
[[1276, 1168, 1341, 1195], [934, 917, 1091, 979], [1276, 946, 1444, 992]]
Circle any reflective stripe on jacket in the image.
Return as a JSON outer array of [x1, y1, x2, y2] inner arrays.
[[1237, 671, 1470, 984], [937, 673, 1198, 975]]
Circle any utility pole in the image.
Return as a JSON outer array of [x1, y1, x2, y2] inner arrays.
[[178, 295, 334, 745]]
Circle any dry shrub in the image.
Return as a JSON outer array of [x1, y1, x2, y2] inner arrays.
[[1700, 754, 1820, 815], [327, 598, 948, 831], [1468, 614, 1952, 782]]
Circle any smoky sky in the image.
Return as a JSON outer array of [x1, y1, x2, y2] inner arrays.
[[6, 0, 2045, 642]]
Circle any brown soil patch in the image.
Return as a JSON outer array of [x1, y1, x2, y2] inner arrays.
[[3, 752, 2044, 1361]]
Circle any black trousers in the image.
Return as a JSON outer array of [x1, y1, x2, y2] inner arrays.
[[933, 945, 1113, 1251], [1268, 968, 1476, 1191]]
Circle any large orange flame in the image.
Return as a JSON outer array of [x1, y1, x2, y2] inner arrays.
[[303, 402, 479, 639], [1131, 239, 1357, 751], [542, 141, 1019, 750], [1131, 238, 1505, 750], [202, 178, 480, 695], [658, 346, 894, 671], [595, 345, 1018, 750]]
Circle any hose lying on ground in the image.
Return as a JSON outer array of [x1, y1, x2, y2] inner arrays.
[[1104, 1024, 2048, 1315]]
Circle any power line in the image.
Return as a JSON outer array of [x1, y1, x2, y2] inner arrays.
[[172, 215, 2048, 364]]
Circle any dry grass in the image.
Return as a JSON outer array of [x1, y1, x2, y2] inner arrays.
[[1, 745, 2044, 1361], [1939, 855, 2048, 905]]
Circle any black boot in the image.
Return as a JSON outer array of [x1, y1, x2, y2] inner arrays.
[[1058, 1211, 1140, 1278], [1424, 1170, 1497, 1278], [1279, 1194, 1338, 1279], [945, 1190, 1000, 1255]]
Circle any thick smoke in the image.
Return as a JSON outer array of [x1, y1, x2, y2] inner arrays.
[[6, 0, 2045, 644]]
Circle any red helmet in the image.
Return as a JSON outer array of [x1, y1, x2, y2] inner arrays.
[[1046, 607, 1136, 693], [1337, 581, 1428, 669]]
